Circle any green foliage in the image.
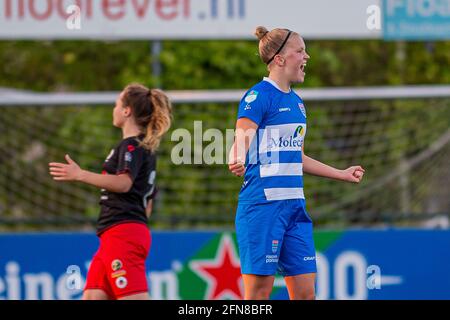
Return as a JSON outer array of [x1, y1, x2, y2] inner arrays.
[[2, 40, 449, 91]]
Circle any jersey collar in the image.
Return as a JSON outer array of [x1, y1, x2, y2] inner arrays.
[[263, 77, 291, 93]]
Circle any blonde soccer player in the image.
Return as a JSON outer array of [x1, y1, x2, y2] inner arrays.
[[228, 26, 365, 300]]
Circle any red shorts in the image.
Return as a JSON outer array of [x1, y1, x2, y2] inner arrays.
[[85, 222, 151, 299]]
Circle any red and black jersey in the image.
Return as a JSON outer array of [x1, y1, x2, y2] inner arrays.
[[96, 134, 156, 235]]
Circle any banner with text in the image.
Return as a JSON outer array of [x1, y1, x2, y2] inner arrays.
[[0, 229, 449, 300], [0, 0, 381, 39], [383, 0, 450, 40]]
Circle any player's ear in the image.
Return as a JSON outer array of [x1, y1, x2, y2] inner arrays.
[[123, 105, 132, 117], [274, 55, 285, 66]]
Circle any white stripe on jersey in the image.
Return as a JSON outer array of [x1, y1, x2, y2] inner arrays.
[[260, 163, 303, 178], [264, 188, 305, 201]]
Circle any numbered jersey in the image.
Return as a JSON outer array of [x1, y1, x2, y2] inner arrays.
[[96, 134, 156, 235]]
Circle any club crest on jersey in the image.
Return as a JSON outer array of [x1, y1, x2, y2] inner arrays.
[[244, 90, 259, 104], [125, 152, 132, 162], [298, 103, 307, 118]]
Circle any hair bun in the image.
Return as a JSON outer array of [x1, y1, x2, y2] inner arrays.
[[255, 26, 269, 40]]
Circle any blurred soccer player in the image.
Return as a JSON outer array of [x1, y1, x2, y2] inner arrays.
[[49, 84, 172, 300], [228, 26, 365, 300]]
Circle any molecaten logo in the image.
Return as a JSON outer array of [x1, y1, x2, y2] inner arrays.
[[293, 125, 305, 138], [267, 136, 303, 150], [267, 126, 305, 150]]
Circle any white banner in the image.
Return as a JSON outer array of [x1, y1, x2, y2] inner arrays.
[[0, 0, 382, 40]]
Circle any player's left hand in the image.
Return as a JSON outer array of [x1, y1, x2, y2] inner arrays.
[[49, 154, 83, 181], [228, 156, 246, 177], [341, 166, 365, 183]]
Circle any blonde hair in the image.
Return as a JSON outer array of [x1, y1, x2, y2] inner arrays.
[[254, 26, 298, 65], [121, 84, 172, 152]]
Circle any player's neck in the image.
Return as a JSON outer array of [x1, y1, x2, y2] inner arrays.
[[267, 73, 291, 93], [121, 122, 142, 139]]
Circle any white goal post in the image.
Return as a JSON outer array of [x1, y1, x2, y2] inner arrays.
[[1, 85, 450, 106]]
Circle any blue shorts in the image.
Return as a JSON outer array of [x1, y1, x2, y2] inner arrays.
[[235, 199, 317, 276]]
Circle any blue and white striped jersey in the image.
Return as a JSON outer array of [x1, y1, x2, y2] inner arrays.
[[237, 77, 307, 204]]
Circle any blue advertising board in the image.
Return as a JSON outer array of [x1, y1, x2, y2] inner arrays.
[[0, 230, 449, 300], [383, 0, 450, 40]]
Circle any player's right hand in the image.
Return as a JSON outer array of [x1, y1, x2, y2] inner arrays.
[[228, 157, 245, 177], [49, 154, 83, 182]]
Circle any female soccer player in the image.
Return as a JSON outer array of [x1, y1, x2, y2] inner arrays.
[[49, 84, 172, 300], [228, 26, 365, 300]]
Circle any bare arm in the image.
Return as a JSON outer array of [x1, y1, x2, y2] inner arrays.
[[49, 154, 133, 193], [228, 118, 258, 177], [302, 145, 365, 183], [145, 199, 153, 218]]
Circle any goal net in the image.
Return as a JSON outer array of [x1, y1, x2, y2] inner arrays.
[[0, 88, 449, 229]]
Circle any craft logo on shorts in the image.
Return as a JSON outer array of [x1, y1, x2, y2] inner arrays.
[[244, 90, 259, 104], [111, 259, 123, 271], [303, 256, 316, 261], [298, 103, 307, 118], [271, 240, 279, 254], [115, 276, 128, 289]]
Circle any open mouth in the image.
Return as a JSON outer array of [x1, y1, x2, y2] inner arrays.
[[300, 63, 307, 73]]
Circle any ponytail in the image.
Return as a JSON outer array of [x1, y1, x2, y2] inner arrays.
[[141, 89, 172, 152], [121, 84, 172, 152]]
